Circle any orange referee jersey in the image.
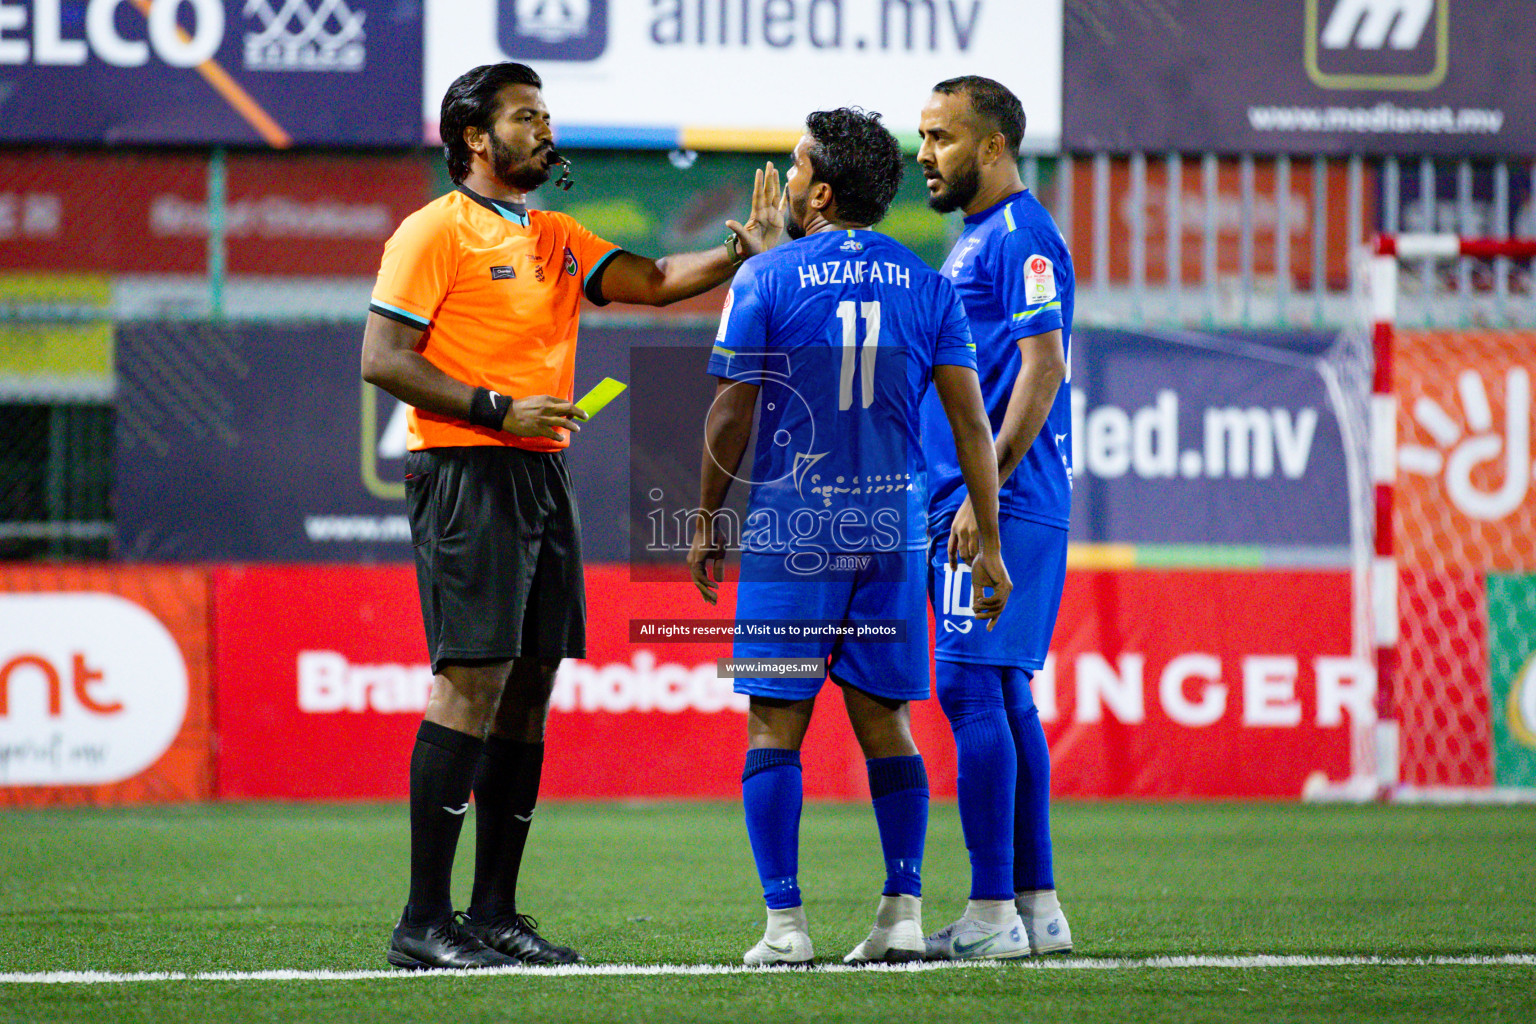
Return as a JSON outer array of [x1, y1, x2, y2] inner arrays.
[[369, 185, 621, 452]]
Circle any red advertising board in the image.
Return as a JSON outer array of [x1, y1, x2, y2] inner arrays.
[[0, 151, 432, 276], [0, 565, 213, 806], [212, 563, 891, 801], [213, 564, 1361, 801], [213, 564, 427, 800], [1046, 570, 1359, 797]]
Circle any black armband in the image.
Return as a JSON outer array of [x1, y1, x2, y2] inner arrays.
[[468, 387, 507, 431]]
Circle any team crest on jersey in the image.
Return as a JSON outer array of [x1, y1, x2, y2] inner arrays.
[[563, 246, 579, 276], [1025, 255, 1056, 304]]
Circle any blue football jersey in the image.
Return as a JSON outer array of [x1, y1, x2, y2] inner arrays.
[[707, 229, 976, 554], [920, 190, 1075, 531]]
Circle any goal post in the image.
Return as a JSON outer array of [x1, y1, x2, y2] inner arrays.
[[1326, 233, 1536, 803]]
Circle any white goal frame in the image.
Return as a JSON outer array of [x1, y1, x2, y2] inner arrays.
[[1331, 234, 1536, 804]]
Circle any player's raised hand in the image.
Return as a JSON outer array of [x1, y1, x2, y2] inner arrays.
[[946, 496, 981, 569], [727, 162, 785, 258], [502, 395, 588, 441], [967, 547, 1013, 630], [688, 512, 728, 604]]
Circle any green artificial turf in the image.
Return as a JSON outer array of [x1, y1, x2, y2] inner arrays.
[[0, 800, 1532, 1023]]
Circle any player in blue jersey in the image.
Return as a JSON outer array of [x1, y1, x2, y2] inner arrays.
[[915, 76, 1076, 959], [687, 107, 1014, 967]]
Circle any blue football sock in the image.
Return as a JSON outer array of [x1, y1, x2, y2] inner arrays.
[[937, 661, 1016, 901], [742, 748, 803, 909], [1005, 667, 1056, 893], [866, 755, 928, 897]]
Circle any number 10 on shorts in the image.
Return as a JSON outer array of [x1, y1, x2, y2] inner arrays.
[[942, 561, 975, 621]]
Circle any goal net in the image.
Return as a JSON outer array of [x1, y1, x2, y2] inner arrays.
[[1315, 234, 1536, 803]]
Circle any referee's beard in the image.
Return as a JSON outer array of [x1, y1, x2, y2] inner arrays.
[[491, 132, 552, 193]]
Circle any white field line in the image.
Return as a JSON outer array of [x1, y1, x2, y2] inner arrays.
[[1, 955, 1533, 985]]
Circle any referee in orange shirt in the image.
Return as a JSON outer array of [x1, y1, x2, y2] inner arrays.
[[362, 61, 783, 970]]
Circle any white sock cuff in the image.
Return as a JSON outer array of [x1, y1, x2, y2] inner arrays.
[[874, 893, 921, 927], [1016, 888, 1061, 918], [964, 898, 1017, 927], [765, 904, 808, 938]]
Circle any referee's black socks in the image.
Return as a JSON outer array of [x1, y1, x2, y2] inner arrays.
[[403, 720, 483, 927], [468, 736, 545, 920]]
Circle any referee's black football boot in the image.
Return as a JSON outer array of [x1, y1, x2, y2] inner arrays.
[[460, 910, 585, 965], [387, 911, 521, 970]]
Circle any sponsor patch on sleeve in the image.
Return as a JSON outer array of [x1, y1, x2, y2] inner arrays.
[[1025, 254, 1056, 305]]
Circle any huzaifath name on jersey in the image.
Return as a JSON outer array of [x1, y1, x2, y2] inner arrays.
[[796, 258, 912, 289]]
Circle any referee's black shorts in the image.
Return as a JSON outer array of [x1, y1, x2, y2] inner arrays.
[[404, 445, 585, 674]]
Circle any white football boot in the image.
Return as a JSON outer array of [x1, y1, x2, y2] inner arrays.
[[743, 905, 815, 967], [1016, 889, 1073, 954], [844, 893, 925, 964], [923, 899, 1030, 960]]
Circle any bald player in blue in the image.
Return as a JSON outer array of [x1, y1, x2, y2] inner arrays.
[[916, 75, 1076, 961]]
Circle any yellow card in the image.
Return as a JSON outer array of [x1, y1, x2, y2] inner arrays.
[[575, 377, 628, 417]]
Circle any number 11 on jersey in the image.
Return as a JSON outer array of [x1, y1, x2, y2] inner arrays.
[[836, 300, 880, 411]]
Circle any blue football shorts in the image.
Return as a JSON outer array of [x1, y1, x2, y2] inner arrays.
[[929, 515, 1067, 671], [731, 548, 930, 702]]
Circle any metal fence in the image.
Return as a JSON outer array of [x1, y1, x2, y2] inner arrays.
[[1030, 153, 1535, 329]]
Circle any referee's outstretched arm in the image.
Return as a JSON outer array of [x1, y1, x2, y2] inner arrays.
[[597, 163, 786, 306]]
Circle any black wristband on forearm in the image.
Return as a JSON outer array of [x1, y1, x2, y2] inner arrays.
[[467, 387, 506, 431]]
